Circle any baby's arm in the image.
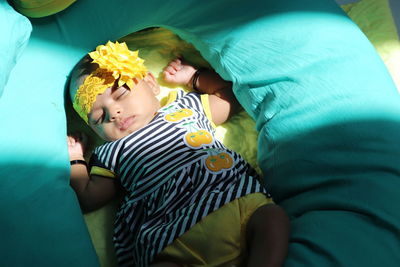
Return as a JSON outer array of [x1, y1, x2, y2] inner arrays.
[[67, 135, 118, 213], [163, 58, 239, 125]]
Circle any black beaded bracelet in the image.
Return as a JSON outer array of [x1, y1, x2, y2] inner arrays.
[[191, 68, 206, 91], [70, 159, 88, 167]]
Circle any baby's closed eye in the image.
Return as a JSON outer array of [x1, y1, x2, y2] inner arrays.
[[115, 87, 129, 99]]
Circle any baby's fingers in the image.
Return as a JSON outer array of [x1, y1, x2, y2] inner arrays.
[[169, 58, 182, 71], [164, 65, 177, 75], [67, 133, 88, 149], [67, 134, 87, 159], [163, 69, 178, 84], [67, 136, 76, 146]]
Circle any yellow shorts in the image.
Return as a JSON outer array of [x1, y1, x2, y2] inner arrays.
[[156, 193, 272, 266]]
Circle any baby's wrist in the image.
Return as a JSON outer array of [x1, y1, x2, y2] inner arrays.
[[69, 154, 85, 161], [70, 159, 88, 168], [186, 68, 198, 88], [189, 68, 206, 91]]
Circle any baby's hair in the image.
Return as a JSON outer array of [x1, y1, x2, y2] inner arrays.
[[69, 54, 98, 101]]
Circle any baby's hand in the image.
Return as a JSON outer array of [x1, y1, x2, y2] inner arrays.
[[163, 58, 197, 86], [67, 133, 87, 161]]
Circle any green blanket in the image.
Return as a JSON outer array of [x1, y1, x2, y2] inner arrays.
[[80, 0, 400, 265]]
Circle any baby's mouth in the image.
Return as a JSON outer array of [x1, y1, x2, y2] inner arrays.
[[119, 116, 135, 131]]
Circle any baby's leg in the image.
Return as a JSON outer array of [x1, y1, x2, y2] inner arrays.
[[245, 204, 290, 267]]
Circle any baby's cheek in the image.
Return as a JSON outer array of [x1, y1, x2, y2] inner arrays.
[[92, 125, 111, 141]]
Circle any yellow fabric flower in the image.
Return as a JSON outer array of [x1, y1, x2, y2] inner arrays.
[[89, 41, 147, 89], [73, 41, 148, 123]]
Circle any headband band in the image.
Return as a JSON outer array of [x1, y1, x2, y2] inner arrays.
[[73, 41, 147, 123]]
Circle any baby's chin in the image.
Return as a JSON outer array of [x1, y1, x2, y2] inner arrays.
[[105, 133, 129, 142], [104, 128, 138, 141], [98, 131, 126, 142]]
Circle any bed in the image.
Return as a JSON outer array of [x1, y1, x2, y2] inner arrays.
[[1, 0, 399, 266]]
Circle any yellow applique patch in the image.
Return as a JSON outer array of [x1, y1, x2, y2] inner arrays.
[[205, 150, 234, 173], [184, 129, 213, 148], [164, 109, 194, 122]]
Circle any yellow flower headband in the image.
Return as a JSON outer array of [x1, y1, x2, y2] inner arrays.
[[73, 41, 147, 123]]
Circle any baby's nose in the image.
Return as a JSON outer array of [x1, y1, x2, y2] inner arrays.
[[110, 110, 121, 121]]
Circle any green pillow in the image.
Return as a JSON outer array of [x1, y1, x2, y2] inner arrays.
[[9, 0, 77, 18], [0, 1, 31, 97], [0, 2, 98, 266]]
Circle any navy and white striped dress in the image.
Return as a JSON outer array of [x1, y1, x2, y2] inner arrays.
[[89, 90, 267, 266]]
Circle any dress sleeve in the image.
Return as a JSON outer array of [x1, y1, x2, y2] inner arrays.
[[199, 94, 216, 128], [88, 143, 119, 179], [178, 92, 216, 129]]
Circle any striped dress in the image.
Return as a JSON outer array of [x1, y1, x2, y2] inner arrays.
[[89, 90, 267, 266]]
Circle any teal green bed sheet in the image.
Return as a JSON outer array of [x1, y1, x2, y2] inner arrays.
[[1, 0, 399, 266]]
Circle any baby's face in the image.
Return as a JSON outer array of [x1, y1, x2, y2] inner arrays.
[[87, 73, 160, 141]]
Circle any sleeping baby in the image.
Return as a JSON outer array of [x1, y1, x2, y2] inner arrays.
[[67, 41, 289, 267]]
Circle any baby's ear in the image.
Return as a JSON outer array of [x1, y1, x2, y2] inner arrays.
[[143, 72, 160, 95]]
